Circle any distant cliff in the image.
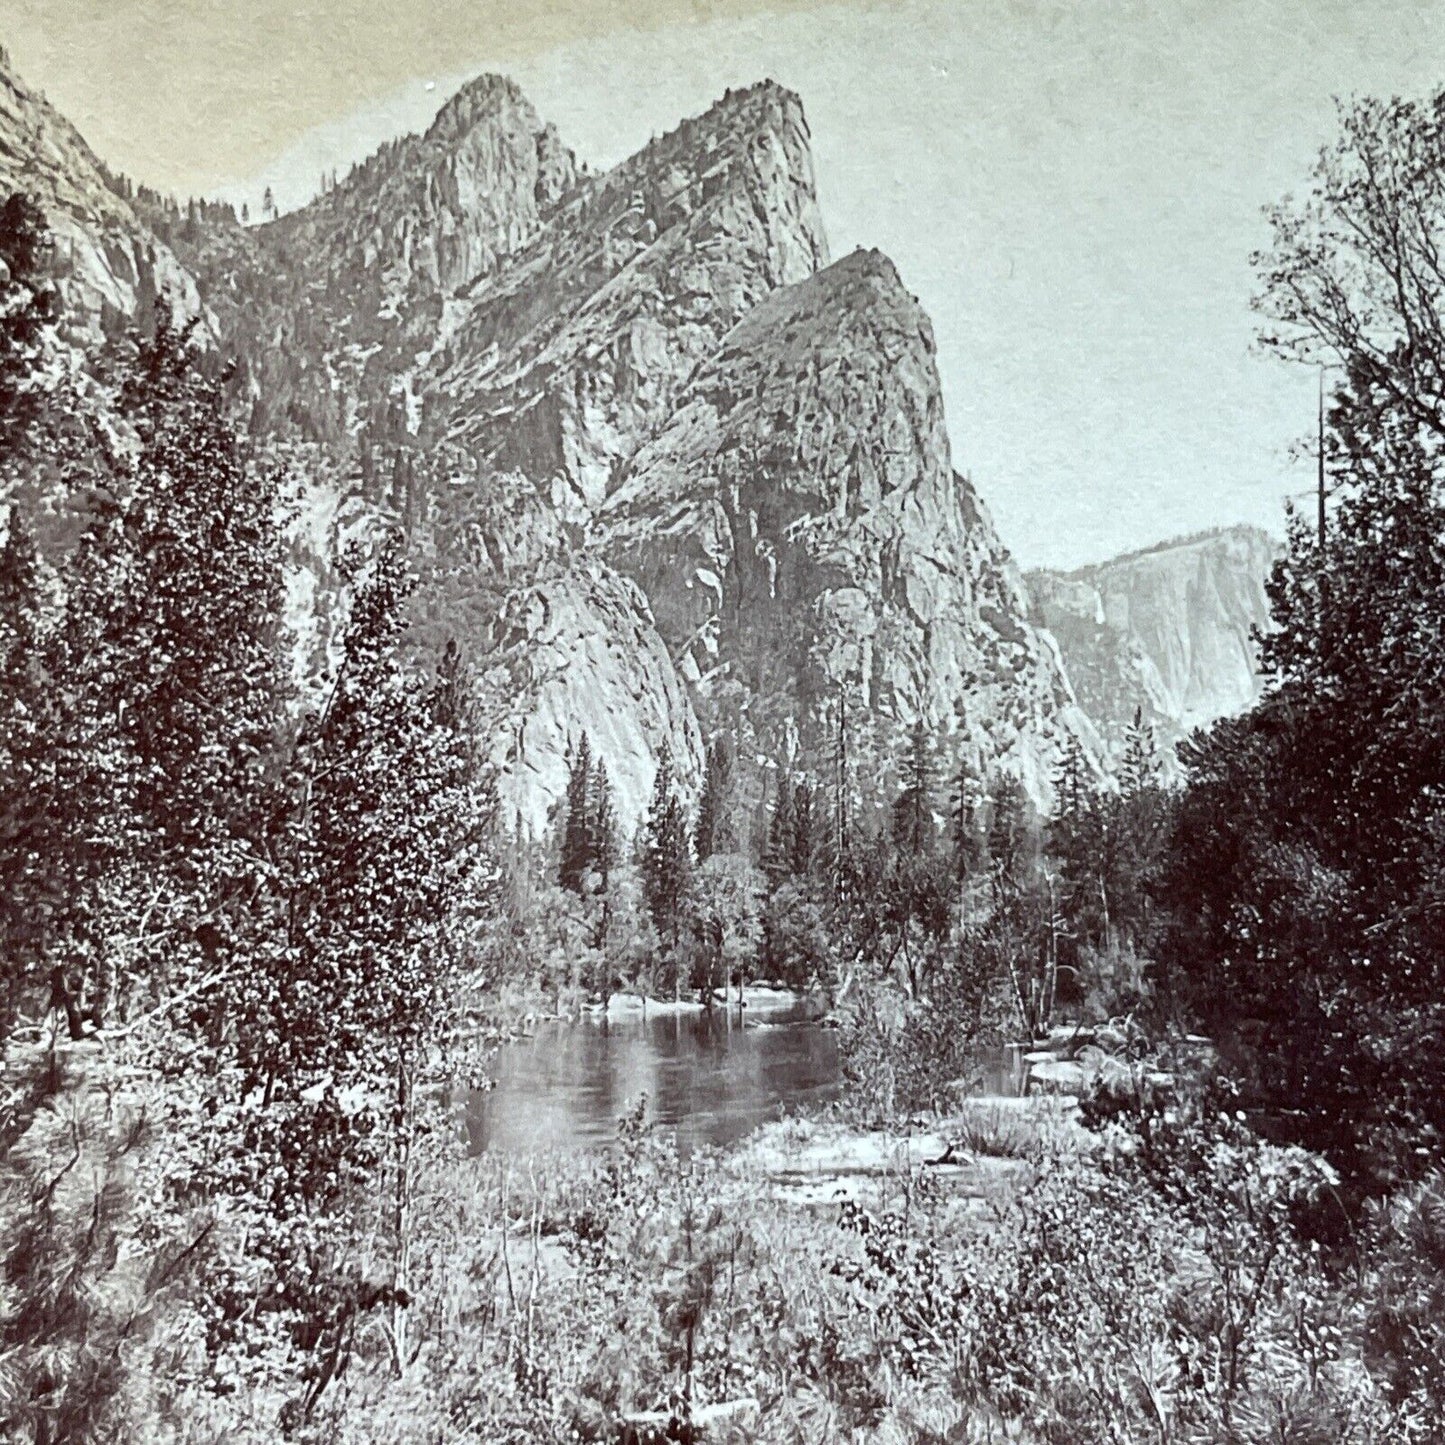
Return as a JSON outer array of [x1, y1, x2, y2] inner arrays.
[[1028, 525, 1279, 757]]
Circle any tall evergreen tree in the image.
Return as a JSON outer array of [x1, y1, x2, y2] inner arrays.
[[1052, 732, 1093, 823], [21, 308, 294, 1033], [948, 751, 984, 887], [763, 777, 820, 887], [1109, 708, 1168, 946], [987, 773, 1034, 890], [763, 776, 798, 889], [695, 734, 734, 860], [891, 718, 936, 857], [789, 780, 818, 878], [585, 755, 618, 891], [1050, 733, 1115, 955], [227, 532, 496, 1374], [1119, 707, 1159, 795], [559, 733, 594, 895], [640, 747, 692, 993]]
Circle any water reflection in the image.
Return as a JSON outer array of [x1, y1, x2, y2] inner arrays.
[[466, 1002, 841, 1154]]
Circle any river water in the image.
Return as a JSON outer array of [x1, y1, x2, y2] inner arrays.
[[465, 994, 1028, 1154], [465, 998, 841, 1153]]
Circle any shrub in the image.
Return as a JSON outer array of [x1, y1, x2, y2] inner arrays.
[[1362, 1170, 1445, 1434]]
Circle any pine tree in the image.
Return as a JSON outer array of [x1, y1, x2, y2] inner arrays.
[[640, 747, 692, 996], [0, 300, 495, 1418], [1053, 732, 1092, 822], [789, 780, 818, 878], [234, 532, 495, 1375], [695, 735, 734, 861], [585, 755, 618, 891], [559, 733, 594, 894], [948, 751, 984, 886], [1052, 731, 1131, 959], [988, 773, 1032, 888], [891, 718, 935, 857], [763, 777, 798, 888], [1114, 709, 1168, 949], [26, 308, 294, 1032], [559, 736, 618, 902], [1119, 707, 1158, 795], [877, 721, 952, 998]]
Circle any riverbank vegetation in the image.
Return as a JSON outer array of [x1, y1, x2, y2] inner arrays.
[[4, 89, 1445, 1443]]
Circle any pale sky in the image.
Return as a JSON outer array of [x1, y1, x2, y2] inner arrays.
[[5, 0, 1444, 567]]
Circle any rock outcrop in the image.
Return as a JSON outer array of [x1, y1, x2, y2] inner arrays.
[[276, 73, 580, 310], [0, 56, 1103, 830], [428, 80, 829, 517], [1028, 525, 1279, 755], [600, 248, 1095, 803], [484, 559, 706, 834]]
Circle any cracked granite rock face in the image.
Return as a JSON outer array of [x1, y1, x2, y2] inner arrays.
[[1029, 525, 1279, 760], [2, 56, 1107, 830], [600, 246, 1095, 809]]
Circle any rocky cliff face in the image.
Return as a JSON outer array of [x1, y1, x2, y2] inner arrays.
[[0, 50, 203, 340], [1028, 526, 1279, 755], [482, 560, 706, 836], [137, 73, 583, 445], [1, 59, 1097, 832], [277, 74, 580, 309], [600, 247, 1094, 803], [427, 80, 829, 517]]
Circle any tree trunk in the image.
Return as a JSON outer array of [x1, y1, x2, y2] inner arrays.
[[391, 1056, 413, 1374], [87, 946, 117, 1030], [48, 965, 85, 1041]]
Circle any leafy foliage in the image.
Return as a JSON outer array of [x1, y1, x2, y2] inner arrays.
[[1165, 90, 1445, 1192]]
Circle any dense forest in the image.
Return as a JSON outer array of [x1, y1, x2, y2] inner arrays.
[[2, 86, 1445, 1445]]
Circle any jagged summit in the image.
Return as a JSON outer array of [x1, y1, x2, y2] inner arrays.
[[648, 77, 811, 159], [599, 248, 1093, 803], [145, 69, 583, 442], [267, 71, 579, 305], [714, 78, 804, 107], [0, 49, 1105, 825], [429, 74, 829, 512], [603, 246, 945, 536], [424, 72, 537, 144], [718, 245, 921, 355]]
